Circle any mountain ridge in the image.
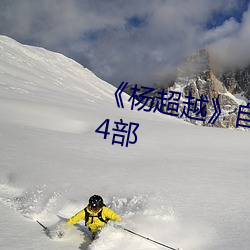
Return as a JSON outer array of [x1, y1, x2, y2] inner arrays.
[[125, 48, 250, 129]]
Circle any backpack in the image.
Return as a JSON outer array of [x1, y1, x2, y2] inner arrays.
[[84, 206, 109, 226]]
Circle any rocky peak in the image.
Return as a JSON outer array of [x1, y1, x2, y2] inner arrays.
[[175, 49, 226, 100], [123, 48, 250, 129], [216, 66, 250, 100], [177, 48, 210, 78], [171, 49, 248, 128]]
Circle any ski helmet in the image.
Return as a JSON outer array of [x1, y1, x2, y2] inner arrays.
[[89, 195, 104, 210]]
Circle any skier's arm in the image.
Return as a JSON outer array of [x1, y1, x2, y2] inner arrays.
[[67, 209, 85, 225], [104, 207, 122, 222]]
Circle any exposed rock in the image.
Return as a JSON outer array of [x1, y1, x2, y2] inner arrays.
[[170, 48, 242, 128], [216, 66, 250, 99], [124, 48, 250, 130]]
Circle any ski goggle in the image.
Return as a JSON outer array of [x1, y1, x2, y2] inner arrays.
[[90, 204, 101, 211]]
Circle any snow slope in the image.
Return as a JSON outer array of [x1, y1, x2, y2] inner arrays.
[[0, 36, 250, 250]]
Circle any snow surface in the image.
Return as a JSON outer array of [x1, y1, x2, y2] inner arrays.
[[0, 35, 250, 250]]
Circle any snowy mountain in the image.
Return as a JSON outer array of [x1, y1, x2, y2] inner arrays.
[[0, 36, 250, 250], [172, 49, 246, 128], [217, 65, 250, 100], [125, 49, 250, 129]]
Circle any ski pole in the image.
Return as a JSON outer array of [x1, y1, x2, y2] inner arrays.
[[37, 220, 48, 231], [122, 227, 180, 250]]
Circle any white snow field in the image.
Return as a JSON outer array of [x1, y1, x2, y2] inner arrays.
[[0, 35, 249, 250]]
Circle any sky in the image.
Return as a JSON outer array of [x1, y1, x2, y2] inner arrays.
[[0, 0, 249, 87]]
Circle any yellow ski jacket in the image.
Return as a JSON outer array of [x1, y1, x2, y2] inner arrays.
[[67, 206, 121, 233]]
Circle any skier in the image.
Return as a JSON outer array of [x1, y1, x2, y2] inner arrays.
[[66, 194, 121, 239]]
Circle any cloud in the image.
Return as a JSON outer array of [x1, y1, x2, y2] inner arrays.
[[200, 18, 240, 45], [0, 0, 249, 86], [209, 4, 250, 69]]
